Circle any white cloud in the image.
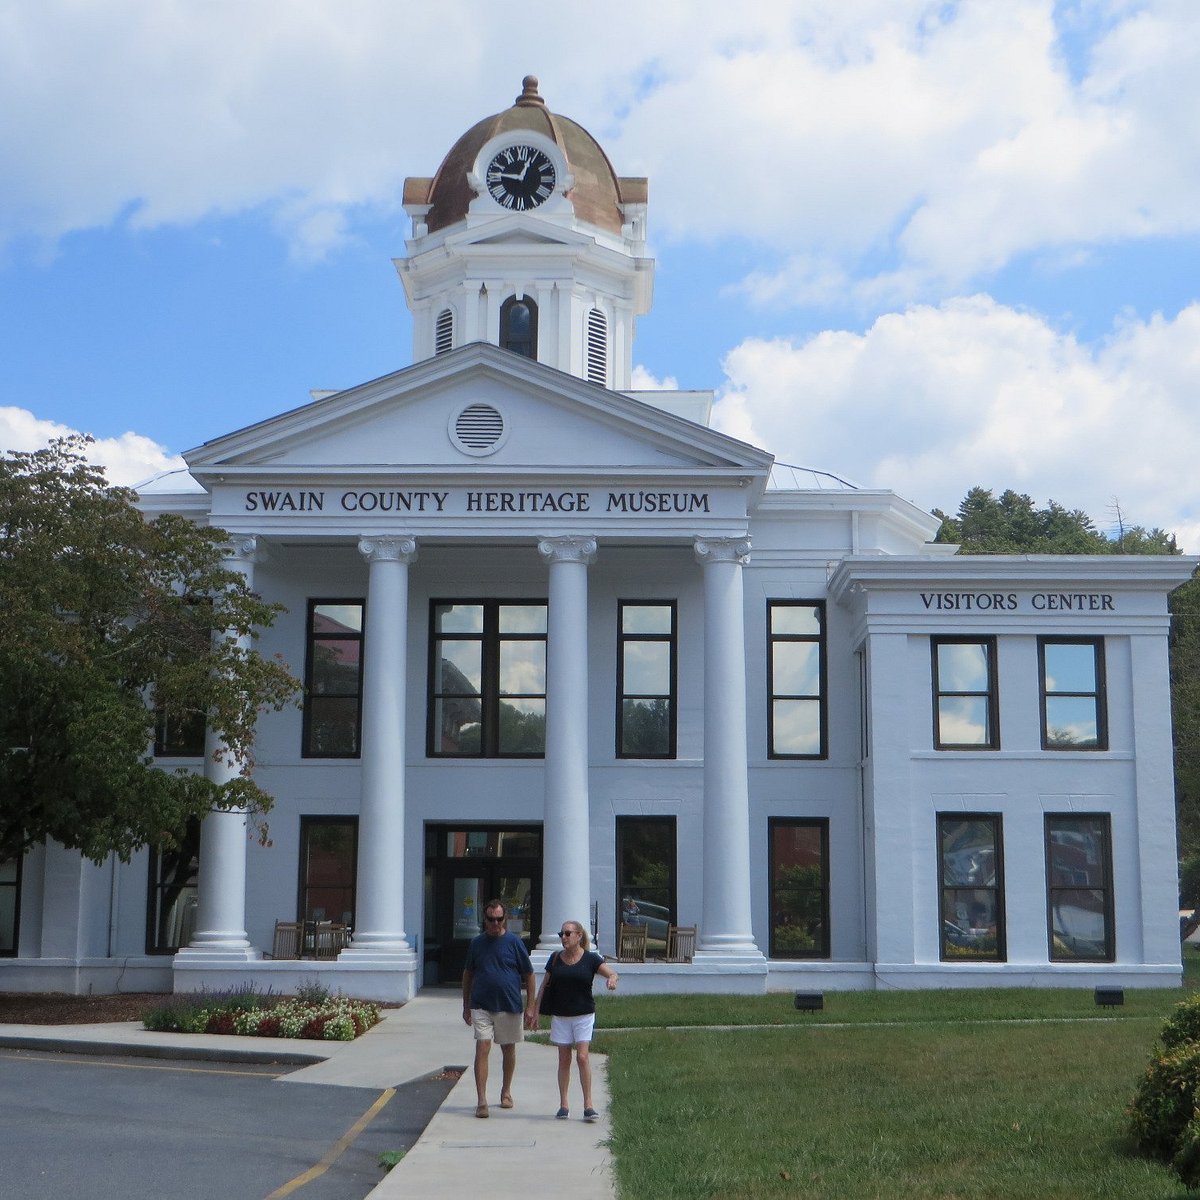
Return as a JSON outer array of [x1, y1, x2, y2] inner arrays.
[[0, 407, 190, 488], [2, 1, 1197, 292], [713, 297, 1200, 550]]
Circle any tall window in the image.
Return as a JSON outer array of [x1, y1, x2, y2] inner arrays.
[[0, 856, 20, 956], [146, 818, 200, 954], [616, 816, 676, 959], [768, 819, 829, 959], [1046, 814, 1113, 961], [938, 814, 1005, 961], [153, 702, 206, 758], [1039, 638, 1107, 749], [768, 601, 826, 758], [303, 600, 365, 758], [617, 602, 676, 758], [434, 307, 454, 355], [586, 308, 607, 384], [500, 296, 537, 359], [932, 637, 998, 749], [299, 817, 358, 928], [428, 601, 547, 757]]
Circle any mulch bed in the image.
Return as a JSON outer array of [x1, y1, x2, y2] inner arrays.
[[0, 992, 165, 1025]]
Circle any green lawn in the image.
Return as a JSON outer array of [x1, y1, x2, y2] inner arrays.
[[594, 953, 1200, 1199]]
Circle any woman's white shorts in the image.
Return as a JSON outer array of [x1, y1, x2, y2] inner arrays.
[[550, 1012, 596, 1046]]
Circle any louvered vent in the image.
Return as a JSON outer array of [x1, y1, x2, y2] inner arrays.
[[434, 308, 454, 355], [586, 308, 607, 385], [451, 403, 507, 456]]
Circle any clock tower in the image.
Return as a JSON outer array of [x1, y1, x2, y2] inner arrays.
[[398, 76, 653, 390]]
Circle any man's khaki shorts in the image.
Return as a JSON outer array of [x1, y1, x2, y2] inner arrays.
[[471, 1008, 524, 1045]]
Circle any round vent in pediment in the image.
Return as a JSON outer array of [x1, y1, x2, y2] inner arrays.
[[450, 402, 508, 456]]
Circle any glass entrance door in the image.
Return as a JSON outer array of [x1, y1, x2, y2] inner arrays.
[[424, 825, 541, 984]]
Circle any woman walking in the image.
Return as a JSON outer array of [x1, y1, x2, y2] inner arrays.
[[532, 919, 618, 1122]]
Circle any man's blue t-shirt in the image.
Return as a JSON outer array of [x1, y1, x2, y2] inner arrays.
[[464, 931, 533, 1013]]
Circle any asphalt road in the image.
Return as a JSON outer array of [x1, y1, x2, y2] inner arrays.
[[0, 1047, 455, 1200]]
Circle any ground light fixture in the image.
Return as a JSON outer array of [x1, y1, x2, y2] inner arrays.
[[1094, 987, 1124, 1006], [794, 992, 824, 1011]]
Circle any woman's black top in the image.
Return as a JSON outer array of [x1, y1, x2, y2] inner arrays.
[[542, 950, 605, 1016]]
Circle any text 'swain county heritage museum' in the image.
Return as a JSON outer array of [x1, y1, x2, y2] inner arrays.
[[3, 78, 1195, 1000]]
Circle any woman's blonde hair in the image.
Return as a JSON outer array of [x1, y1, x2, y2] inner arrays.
[[564, 920, 590, 951]]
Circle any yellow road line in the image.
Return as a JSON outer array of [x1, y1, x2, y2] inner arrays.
[[265, 1087, 397, 1199], [0, 1049, 277, 1078]]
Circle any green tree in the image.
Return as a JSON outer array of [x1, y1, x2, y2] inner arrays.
[[934, 486, 1200, 857], [0, 437, 299, 863]]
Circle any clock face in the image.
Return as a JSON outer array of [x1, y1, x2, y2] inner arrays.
[[485, 145, 556, 211]]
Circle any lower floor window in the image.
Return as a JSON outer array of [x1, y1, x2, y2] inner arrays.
[[938, 814, 1005, 961], [0, 856, 20, 955], [1046, 813, 1113, 961], [299, 817, 358, 927], [769, 819, 830, 958], [616, 816, 676, 959], [146, 818, 200, 954]]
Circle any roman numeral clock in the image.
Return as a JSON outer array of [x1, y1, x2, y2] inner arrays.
[[485, 144, 557, 211]]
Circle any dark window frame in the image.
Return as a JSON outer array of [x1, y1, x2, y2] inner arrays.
[[145, 817, 201, 955], [500, 295, 538, 359], [298, 815, 359, 929], [0, 854, 21, 958], [615, 816, 677, 960], [1038, 636, 1108, 751], [302, 598, 366, 759], [937, 813, 1006, 962], [427, 599, 548, 759], [616, 600, 677, 759], [767, 600, 828, 759], [1045, 812, 1114, 962], [931, 636, 1000, 750], [768, 817, 831, 959]]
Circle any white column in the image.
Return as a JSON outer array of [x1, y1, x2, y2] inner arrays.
[[536, 535, 596, 951], [179, 536, 262, 961], [694, 536, 764, 961], [342, 536, 418, 963]]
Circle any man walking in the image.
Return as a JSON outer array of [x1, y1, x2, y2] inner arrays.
[[461, 899, 537, 1118]]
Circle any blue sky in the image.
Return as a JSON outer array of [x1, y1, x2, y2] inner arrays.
[[2, 0, 1198, 548]]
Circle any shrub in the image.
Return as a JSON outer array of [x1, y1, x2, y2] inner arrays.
[[1129, 1041, 1200, 1159], [293, 979, 331, 1006], [1161, 995, 1200, 1051]]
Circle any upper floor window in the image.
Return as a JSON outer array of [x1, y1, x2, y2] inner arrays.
[[500, 296, 537, 359], [153, 701, 206, 758], [767, 601, 826, 758], [586, 308, 608, 385], [931, 637, 998, 749], [1039, 638, 1106, 750], [428, 601, 547, 757], [617, 602, 676, 758], [769, 818, 830, 959], [303, 600, 365, 758], [435, 307, 454, 355], [938, 814, 1005, 961], [1046, 814, 1113, 961]]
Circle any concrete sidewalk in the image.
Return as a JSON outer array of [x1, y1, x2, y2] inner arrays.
[[0, 990, 615, 1198]]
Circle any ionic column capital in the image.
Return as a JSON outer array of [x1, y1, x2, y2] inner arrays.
[[358, 535, 419, 564], [538, 535, 597, 566], [694, 535, 751, 566], [224, 535, 268, 565]]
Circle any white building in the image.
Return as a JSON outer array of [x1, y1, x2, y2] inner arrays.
[[2, 78, 1194, 1000]]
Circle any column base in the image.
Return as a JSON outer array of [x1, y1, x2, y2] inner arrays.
[[339, 937, 419, 969], [175, 939, 261, 963], [693, 942, 767, 967]]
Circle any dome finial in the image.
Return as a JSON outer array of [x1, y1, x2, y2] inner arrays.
[[515, 75, 545, 107]]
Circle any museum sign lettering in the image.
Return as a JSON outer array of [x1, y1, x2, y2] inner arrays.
[[239, 488, 714, 516]]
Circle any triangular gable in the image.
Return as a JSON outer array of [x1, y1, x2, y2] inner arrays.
[[184, 343, 773, 487]]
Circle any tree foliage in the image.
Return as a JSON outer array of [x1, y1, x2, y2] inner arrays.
[[0, 437, 299, 863], [934, 486, 1200, 856]]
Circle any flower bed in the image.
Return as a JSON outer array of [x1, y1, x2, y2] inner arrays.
[[142, 983, 381, 1041]]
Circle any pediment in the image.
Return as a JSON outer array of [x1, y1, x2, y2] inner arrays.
[[184, 344, 772, 488]]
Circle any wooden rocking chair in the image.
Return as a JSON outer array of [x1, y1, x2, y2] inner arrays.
[[665, 924, 697, 963], [612, 922, 648, 963]]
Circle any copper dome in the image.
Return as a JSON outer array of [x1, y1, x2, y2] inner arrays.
[[404, 76, 646, 236]]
